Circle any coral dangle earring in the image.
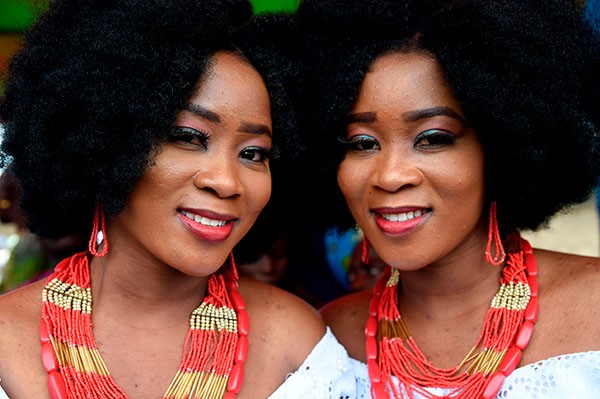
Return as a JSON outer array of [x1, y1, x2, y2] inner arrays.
[[485, 202, 505, 266], [361, 236, 370, 265], [88, 203, 108, 257]]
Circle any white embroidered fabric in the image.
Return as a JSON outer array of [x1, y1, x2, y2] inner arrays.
[[269, 327, 356, 399], [352, 351, 600, 398]]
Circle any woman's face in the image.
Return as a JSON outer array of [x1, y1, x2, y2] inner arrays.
[[337, 52, 486, 270], [112, 51, 273, 276]]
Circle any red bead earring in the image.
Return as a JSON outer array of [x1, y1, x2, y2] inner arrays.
[[88, 203, 108, 257], [361, 236, 370, 265], [485, 202, 505, 266]]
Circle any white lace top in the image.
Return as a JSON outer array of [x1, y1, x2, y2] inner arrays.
[[269, 327, 356, 398], [0, 328, 355, 399], [352, 351, 600, 398]]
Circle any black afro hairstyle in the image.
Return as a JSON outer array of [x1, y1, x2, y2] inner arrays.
[[234, 13, 306, 263], [297, 0, 600, 234], [0, 0, 301, 240]]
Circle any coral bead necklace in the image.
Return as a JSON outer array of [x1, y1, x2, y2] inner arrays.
[[365, 236, 538, 399], [40, 252, 249, 399]]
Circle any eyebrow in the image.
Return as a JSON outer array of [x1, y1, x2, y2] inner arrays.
[[185, 104, 220, 123], [402, 106, 466, 124], [238, 122, 272, 138], [347, 112, 377, 124], [185, 103, 272, 138]]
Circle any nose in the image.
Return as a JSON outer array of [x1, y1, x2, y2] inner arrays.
[[193, 153, 242, 199], [373, 150, 423, 193]]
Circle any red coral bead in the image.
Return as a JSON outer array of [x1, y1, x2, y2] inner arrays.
[[528, 275, 538, 297], [235, 335, 249, 364], [237, 310, 250, 336], [227, 363, 245, 394], [222, 392, 236, 399], [40, 319, 51, 344], [372, 382, 389, 399], [482, 371, 506, 399], [41, 343, 59, 372], [366, 336, 378, 360], [230, 289, 246, 311], [521, 239, 533, 255], [524, 296, 539, 323], [48, 371, 68, 399], [369, 296, 380, 316], [525, 253, 538, 276], [515, 321, 535, 350], [226, 279, 238, 291], [367, 359, 382, 383], [365, 316, 378, 337], [498, 347, 522, 375]]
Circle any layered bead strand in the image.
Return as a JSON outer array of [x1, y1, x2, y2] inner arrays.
[[365, 236, 538, 399], [41, 253, 124, 399], [41, 252, 249, 399]]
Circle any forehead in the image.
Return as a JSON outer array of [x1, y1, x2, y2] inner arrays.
[[354, 51, 462, 114], [187, 51, 271, 121]]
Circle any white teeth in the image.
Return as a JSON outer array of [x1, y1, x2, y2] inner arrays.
[[381, 210, 428, 222], [181, 211, 227, 227]]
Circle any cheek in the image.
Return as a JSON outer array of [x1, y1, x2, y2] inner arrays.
[[247, 174, 271, 215], [434, 157, 485, 223], [337, 160, 365, 204]]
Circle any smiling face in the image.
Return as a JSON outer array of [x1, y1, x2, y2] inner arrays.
[[337, 52, 486, 270], [110, 51, 273, 276]]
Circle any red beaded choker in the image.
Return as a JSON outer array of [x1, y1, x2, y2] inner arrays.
[[40, 252, 249, 399], [365, 237, 538, 399]]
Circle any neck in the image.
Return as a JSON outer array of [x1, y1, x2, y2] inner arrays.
[[88, 237, 212, 329], [397, 228, 502, 322]]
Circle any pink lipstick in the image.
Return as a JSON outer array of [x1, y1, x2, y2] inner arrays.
[[178, 209, 236, 243]]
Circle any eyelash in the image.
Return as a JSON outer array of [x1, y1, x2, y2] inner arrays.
[[240, 146, 272, 164], [339, 135, 380, 152], [339, 129, 456, 152], [171, 126, 276, 165], [170, 127, 209, 149], [414, 129, 456, 147]]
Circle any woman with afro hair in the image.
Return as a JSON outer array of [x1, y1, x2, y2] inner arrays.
[[0, 0, 355, 398], [298, 0, 600, 398]]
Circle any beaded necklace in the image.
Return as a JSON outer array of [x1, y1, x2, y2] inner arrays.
[[365, 236, 538, 399], [40, 252, 249, 399]]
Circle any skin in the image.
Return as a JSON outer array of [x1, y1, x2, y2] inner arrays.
[[0, 51, 324, 398], [322, 51, 600, 371]]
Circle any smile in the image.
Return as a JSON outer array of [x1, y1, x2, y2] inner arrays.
[[373, 208, 431, 236], [180, 210, 228, 227], [380, 209, 428, 222], [177, 209, 235, 243]]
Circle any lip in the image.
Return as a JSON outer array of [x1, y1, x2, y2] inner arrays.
[[372, 206, 431, 236], [177, 208, 237, 243]]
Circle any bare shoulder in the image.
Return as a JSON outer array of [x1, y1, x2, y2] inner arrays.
[[238, 276, 325, 364], [536, 249, 600, 299], [320, 290, 371, 361], [523, 249, 600, 363], [0, 279, 44, 348], [0, 280, 49, 397]]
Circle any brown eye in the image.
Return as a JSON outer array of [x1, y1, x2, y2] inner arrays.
[[170, 127, 209, 149], [415, 129, 455, 148], [340, 135, 380, 152], [240, 147, 270, 164]]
